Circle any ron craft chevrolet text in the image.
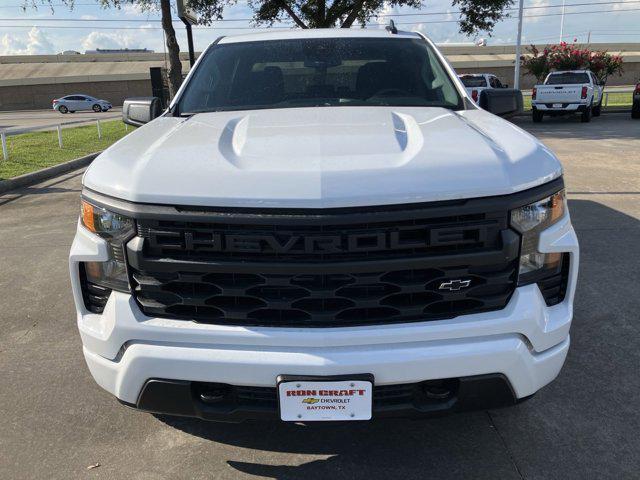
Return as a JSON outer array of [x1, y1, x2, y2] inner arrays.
[[69, 28, 579, 423]]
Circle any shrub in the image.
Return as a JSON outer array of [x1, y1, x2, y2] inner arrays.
[[521, 41, 624, 86]]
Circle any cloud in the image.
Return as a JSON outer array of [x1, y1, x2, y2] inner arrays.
[[0, 27, 56, 55], [80, 25, 164, 52], [0, 34, 27, 55], [81, 31, 139, 51]]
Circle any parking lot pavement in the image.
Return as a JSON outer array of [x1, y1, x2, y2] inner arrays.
[[0, 114, 638, 480], [0, 108, 122, 132]]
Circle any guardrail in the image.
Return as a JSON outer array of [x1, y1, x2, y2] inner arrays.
[[1, 115, 125, 161]]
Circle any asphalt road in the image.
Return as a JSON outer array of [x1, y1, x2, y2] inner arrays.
[[0, 113, 639, 480], [0, 108, 122, 133]]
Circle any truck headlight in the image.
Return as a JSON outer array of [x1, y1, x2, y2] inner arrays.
[[510, 190, 566, 285], [80, 200, 135, 292]]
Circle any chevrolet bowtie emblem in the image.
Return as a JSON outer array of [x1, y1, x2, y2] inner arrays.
[[302, 398, 319, 404], [439, 279, 472, 291]]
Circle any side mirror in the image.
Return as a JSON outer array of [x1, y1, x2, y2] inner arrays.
[[122, 97, 162, 127], [479, 89, 523, 118]]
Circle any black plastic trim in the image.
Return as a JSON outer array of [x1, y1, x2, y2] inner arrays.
[[537, 253, 571, 306], [131, 374, 521, 422], [79, 263, 111, 313], [126, 229, 519, 275], [82, 177, 564, 225]]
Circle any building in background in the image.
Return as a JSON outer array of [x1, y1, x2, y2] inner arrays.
[[1, 44, 638, 110], [84, 48, 155, 54]]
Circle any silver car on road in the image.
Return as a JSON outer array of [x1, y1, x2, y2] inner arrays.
[[53, 94, 112, 114]]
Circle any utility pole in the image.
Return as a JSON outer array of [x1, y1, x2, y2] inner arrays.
[[184, 23, 195, 67], [177, 0, 197, 67], [514, 0, 524, 90], [560, 0, 566, 42]]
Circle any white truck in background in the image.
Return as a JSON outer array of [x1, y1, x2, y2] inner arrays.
[[531, 70, 603, 123], [459, 73, 508, 104]]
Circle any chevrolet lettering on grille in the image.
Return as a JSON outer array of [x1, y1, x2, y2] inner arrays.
[[147, 226, 487, 255]]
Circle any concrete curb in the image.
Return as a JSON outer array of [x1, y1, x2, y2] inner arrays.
[[0, 151, 100, 195]]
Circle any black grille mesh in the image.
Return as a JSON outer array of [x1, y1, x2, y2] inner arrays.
[[129, 205, 517, 326], [131, 262, 516, 327]]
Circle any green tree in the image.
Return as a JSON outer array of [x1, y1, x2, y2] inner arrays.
[[191, 0, 515, 34], [27, 0, 520, 96]]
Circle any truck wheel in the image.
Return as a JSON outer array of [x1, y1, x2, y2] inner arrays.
[[581, 104, 592, 123], [532, 109, 543, 123], [632, 101, 640, 119], [593, 101, 602, 117]]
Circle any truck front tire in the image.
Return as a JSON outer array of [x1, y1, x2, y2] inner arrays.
[[593, 101, 602, 117], [532, 109, 543, 123], [581, 104, 592, 123], [632, 101, 640, 119]]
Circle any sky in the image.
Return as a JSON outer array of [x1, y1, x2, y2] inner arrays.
[[1, 0, 639, 55]]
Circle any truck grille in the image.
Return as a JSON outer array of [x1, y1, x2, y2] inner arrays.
[[125, 201, 520, 327], [194, 379, 458, 410], [136, 211, 501, 262]]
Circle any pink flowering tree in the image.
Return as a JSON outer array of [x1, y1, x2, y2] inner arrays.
[[522, 41, 624, 86]]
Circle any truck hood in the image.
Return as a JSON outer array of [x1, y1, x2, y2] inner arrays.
[[84, 107, 562, 208]]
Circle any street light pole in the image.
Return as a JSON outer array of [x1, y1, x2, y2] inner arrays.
[[184, 22, 195, 67], [560, 0, 566, 42], [514, 0, 524, 90], [177, 0, 197, 68]]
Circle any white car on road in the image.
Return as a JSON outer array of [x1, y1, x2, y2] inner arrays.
[[531, 70, 603, 123], [459, 73, 507, 103], [53, 94, 112, 114]]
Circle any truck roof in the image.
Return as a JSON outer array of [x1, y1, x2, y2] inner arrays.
[[547, 70, 592, 74], [218, 28, 424, 45]]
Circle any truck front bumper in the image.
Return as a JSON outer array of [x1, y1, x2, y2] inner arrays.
[[70, 215, 579, 421]]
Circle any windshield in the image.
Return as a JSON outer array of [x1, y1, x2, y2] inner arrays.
[[177, 38, 463, 114], [459, 75, 487, 87], [545, 72, 590, 85]]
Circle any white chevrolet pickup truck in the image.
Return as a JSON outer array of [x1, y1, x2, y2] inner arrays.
[[459, 73, 508, 104], [531, 70, 603, 123], [70, 29, 578, 423]]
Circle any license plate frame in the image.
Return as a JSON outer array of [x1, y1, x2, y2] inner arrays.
[[277, 374, 374, 422], [552, 103, 564, 108]]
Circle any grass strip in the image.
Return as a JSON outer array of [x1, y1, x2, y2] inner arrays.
[[1, 120, 130, 180]]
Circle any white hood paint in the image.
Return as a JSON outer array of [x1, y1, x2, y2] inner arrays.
[[84, 107, 562, 208]]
